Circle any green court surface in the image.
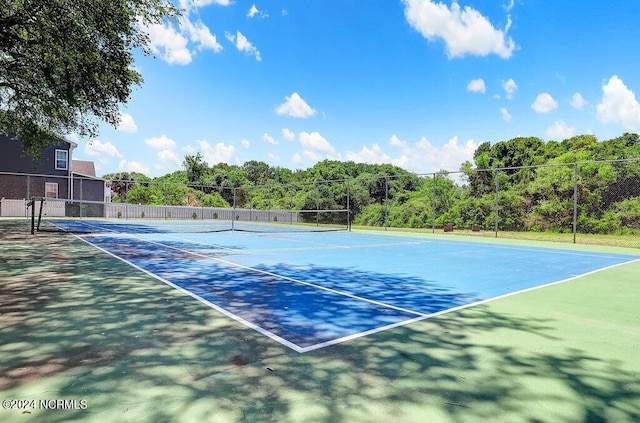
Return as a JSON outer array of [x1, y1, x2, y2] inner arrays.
[[1, 219, 639, 422]]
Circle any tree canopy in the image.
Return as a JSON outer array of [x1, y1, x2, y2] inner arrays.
[[0, 0, 178, 156]]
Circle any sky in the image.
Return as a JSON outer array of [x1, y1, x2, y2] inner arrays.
[[72, 0, 640, 177]]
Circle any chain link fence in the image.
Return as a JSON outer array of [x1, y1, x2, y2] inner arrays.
[[2, 158, 639, 246]]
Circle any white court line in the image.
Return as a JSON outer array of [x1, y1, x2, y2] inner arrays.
[[147, 231, 430, 256], [298, 257, 640, 353], [393, 236, 638, 259], [70, 233, 304, 352], [109, 232, 428, 318]]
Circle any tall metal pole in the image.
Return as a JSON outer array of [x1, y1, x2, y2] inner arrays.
[[315, 182, 319, 226], [494, 169, 499, 238], [346, 179, 351, 232], [384, 177, 389, 231], [432, 173, 437, 233], [573, 163, 578, 244], [232, 187, 236, 231]]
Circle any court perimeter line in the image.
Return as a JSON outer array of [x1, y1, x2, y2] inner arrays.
[[298, 257, 640, 352], [150, 232, 431, 255]]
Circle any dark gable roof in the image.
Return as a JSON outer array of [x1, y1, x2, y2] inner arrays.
[[72, 159, 96, 177]]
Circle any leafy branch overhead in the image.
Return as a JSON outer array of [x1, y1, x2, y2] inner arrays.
[[0, 0, 179, 156]]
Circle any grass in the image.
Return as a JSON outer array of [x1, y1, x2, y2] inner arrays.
[[351, 224, 640, 249]]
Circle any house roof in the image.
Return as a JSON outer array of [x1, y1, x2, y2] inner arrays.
[[62, 137, 79, 149], [72, 160, 97, 177]]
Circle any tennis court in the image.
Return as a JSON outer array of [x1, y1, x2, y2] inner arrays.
[[45, 219, 638, 352], [2, 218, 640, 422]]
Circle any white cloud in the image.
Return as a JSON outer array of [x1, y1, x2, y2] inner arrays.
[[181, 19, 223, 53], [275, 92, 316, 118], [182, 145, 196, 153], [118, 159, 149, 175], [467, 78, 486, 94], [596, 75, 640, 129], [247, 4, 268, 18], [192, 0, 232, 6], [241, 139, 250, 148], [117, 111, 138, 133], [85, 140, 122, 158], [145, 135, 176, 150], [532, 92, 558, 113], [346, 143, 393, 165], [346, 135, 477, 174], [141, 0, 227, 65], [198, 140, 236, 165], [299, 131, 335, 153], [570, 92, 586, 110], [282, 128, 296, 141], [225, 30, 262, 61], [403, 0, 516, 59], [502, 78, 517, 99], [268, 153, 280, 161], [545, 120, 575, 139], [500, 107, 511, 122], [262, 133, 278, 145], [144, 135, 181, 169], [303, 150, 322, 161], [157, 149, 182, 167], [292, 153, 303, 164], [142, 20, 192, 65]]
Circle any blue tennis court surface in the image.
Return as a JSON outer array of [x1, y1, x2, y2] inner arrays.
[[54, 220, 638, 352]]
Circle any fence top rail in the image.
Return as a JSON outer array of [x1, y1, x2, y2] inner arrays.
[[6, 157, 639, 191]]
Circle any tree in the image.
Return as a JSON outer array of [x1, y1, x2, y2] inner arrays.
[[183, 152, 208, 185], [105, 171, 148, 201], [0, 0, 179, 156]]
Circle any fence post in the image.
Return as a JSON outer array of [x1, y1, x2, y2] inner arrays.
[[232, 187, 236, 231], [384, 176, 389, 231], [268, 185, 272, 223], [494, 168, 499, 238], [315, 182, 319, 226], [432, 173, 437, 233], [573, 163, 578, 244], [346, 179, 351, 231]]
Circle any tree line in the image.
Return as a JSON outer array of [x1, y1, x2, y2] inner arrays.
[[104, 132, 640, 234]]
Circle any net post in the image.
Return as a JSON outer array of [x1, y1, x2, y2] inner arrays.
[[29, 197, 35, 234], [37, 197, 44, 231]]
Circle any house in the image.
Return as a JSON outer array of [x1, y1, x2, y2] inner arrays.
[[71, 159, 112, 202], [0, 132, 106, 216]]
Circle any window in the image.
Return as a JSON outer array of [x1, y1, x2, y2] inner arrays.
[[45, 182, 58, 198], [55, 149, 68, 170]]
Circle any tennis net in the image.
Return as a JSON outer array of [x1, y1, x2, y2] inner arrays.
[[34, 197, 350, 234]]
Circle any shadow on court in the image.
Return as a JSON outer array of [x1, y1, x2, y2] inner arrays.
[[1, 219, 639, 422]]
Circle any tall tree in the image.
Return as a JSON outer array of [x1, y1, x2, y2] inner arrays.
[[0, 0, 179, 156], [183, 152, 208, 185]]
